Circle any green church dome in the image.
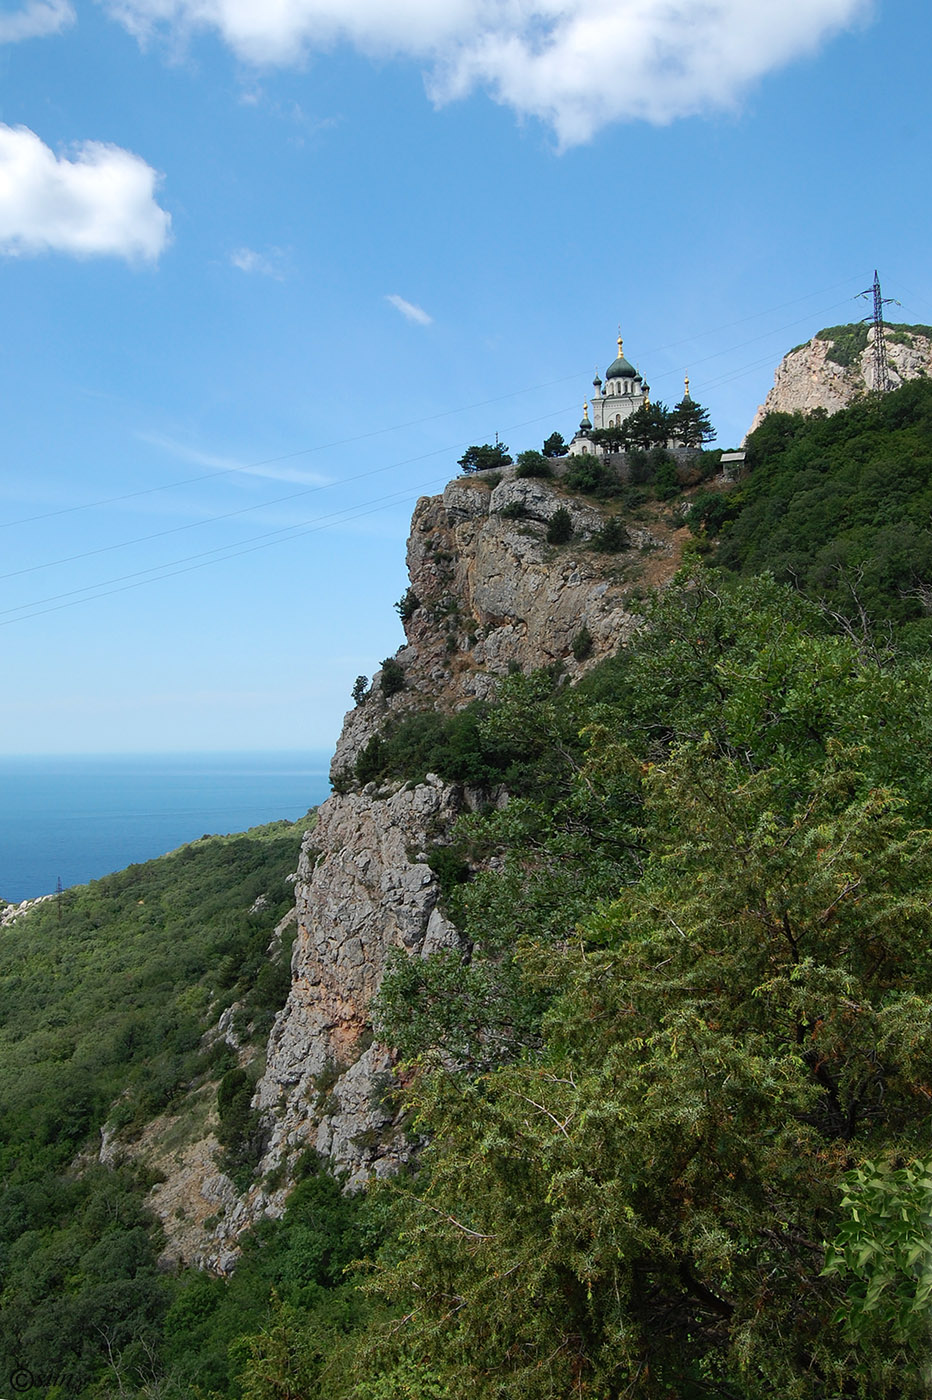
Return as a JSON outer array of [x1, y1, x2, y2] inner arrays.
[[605, 336, 639, 380]]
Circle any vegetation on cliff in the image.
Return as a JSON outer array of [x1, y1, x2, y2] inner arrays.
[[815, 321, 932, 368], [690, 377, 932, 641], [232, 568, 932, 1400], [354, 573, 932, 1399], [6, 381, 932, 1396], [0, 818, 321, 1397]]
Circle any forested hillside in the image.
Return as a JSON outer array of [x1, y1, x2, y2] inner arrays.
[[691, 377, 932, 637], [0, 819, 337, 1398], [5, 383, 932, 1398]]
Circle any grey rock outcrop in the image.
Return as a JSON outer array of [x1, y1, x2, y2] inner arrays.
[[330, 475, 667, 780], [227, 472, 686, 1245], [253, 775, 462, 1191], [749, 323, 932, 435], [0, 893, 54, 928]]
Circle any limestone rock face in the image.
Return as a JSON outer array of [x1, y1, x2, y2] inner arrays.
[[329, 475, 664, 779], [0, 893, 54, 927], [230, 473, 685, 1245], [749, 324, 932, 435], [253, 775, 462, 1191], [401, 480, 660, 705]]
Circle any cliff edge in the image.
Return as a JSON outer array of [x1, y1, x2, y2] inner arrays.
[[230, 467, 691, 1240], [749, 322, 932, 435]]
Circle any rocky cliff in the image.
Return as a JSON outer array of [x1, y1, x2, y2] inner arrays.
[[210, 467, 687, 1248], [136, 465, 695, 1270], [749, 322, 932, 434]]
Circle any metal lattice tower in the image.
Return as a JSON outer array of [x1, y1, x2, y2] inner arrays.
[[859, 270, 899, 393]]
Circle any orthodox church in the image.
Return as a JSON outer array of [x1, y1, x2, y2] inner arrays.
[[568, 333, 650, 456]]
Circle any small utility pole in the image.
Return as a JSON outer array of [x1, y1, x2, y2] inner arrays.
[[858, 270, 900, 393], [56, 875, 62, 921]]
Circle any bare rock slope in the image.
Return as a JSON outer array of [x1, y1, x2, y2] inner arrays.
[[252, 474, 688, 1194], [749, 322, 932, 435], [113, 469, 691, 1269], [170, 470, 692, 1261]]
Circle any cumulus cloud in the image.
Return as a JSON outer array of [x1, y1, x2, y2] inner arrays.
[[0, 0, 73, 43], [386, 293, 432, 326], [0, 125, 171, 260], [104, 0, 872, 144]]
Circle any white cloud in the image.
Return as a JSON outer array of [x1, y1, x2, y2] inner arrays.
[[0, 125, 171, 260], [103, 0, 873, 144], [386, 293, 432, 326], [0, 0, 73, 41], [139, 431, 331, 485], [230, 245, 287, 278]]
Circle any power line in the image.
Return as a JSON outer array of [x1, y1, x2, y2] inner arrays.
[[0, 403, 580, 584], [0, 475, 454, 627], [640, 272, 864, 357], [0, 282, 875, 627], [3, 293, 862, 584], [0, 316, 841, 624], [1, 275, 866, 532], [0, 377, 581, 530], [647, 294, 860, 383]]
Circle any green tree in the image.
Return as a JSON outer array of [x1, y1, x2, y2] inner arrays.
[[545, 506, 572, 544], [366, 741, 932, 1398], [571, 624, 593, 660], [364, 572, 932, 1400], [624, 401, 672, 450], [589, 423, 629, 455], [379, 657, 406, 697], [394, 589, 420, 624], [591, 514, 629, 551], [352, 675, 369, 705], [514, 449, 552, 479], [671, 395, 716, 447], [457, 442, 513, 473], [542, 432, 568, 458]]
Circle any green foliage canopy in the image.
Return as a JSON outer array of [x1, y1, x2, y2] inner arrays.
[[359, 571, 932, 1400], [711, 379, 932, 638]]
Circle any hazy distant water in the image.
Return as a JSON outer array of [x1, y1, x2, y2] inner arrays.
[[0, 751, 333, 903]]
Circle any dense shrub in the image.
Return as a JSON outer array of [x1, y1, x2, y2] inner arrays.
[[652, 456, 680, 500], [515, 450, 552, 479], [816, 321, 870, 367], [546, 506, 573, 544], [591, 515, 629, 552], [565, 452, 621, 498], [379, 657, 406, 697], [713, 378, 932, 627], [687, 489, 740, 536]]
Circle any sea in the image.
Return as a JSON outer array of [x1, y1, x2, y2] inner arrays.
[[0, 751, 333, 904]]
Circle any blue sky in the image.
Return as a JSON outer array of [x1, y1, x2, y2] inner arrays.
[[0, 0, 928, 755]]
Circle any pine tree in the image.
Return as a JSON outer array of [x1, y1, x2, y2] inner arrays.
[[671, 395, 715, 447]]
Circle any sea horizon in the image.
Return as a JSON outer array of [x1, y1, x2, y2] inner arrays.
[[0, 749, 334, 905]]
